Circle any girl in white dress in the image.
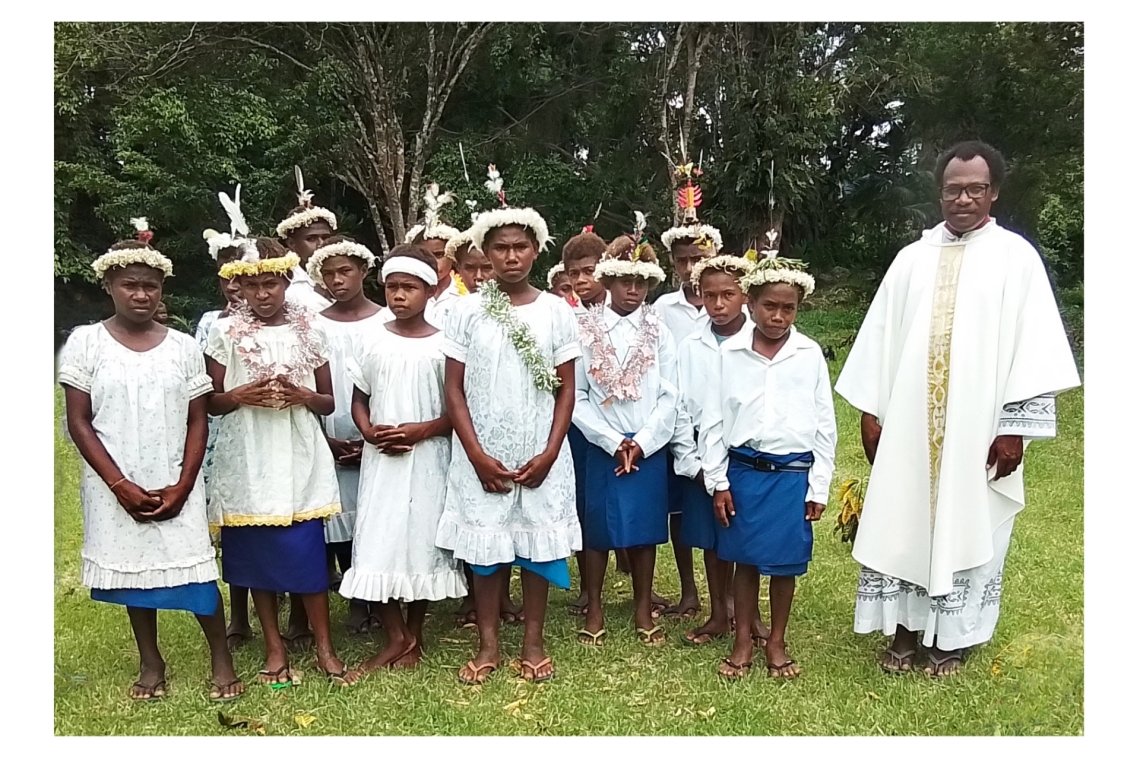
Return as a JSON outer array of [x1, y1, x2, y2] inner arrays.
[[308, 236, 385, 634], [342, 245, 467, 674], [435, 203, 582, 685], [572, 236, 678, 647], [59, 229, 242, 702], [205, 243, 357, 687]]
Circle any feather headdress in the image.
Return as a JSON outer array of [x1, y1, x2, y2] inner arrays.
[[403, 182, 461, 244], [468, 164, 553, 253], [202, 185, 257, 261], [661, 153, 722, 254], [595, 213, 666, 285], [275, 165, 338, 238]]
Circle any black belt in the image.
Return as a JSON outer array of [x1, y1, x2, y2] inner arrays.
[[727, 448, 813, 473]]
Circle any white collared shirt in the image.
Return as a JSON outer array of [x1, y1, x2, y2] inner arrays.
[[573, 304, 679, 457], [698, 325, 836, 503], [425, 278, 462, 329], [670, 316, 753, 478], [287, 266, 334, 311], [655, 285, 709, 344]]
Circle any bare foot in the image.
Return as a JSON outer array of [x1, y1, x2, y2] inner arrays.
[[356, 634, 417, 675], [391, 641, 423, 670], [344, 602, 371, 634], [129, 661, 166, 700]]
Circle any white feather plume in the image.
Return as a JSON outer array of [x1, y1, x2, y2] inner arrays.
[[633, 211, 647, 239], [295, 165, 313, 207], [130, 217, 149, 232], [484, 164, 503, 197], [423, 182, 456, 228], [218, 185, 249, 237]]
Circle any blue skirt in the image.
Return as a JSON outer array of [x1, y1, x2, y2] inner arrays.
[[713, 450, 814, 576], [677, 475, 717, 551], [470, 558, 571, 590], [667, 453, 687, 517], [221, 519, 329, 594], [583, 439, 669, 551], [568, 425, 589, 523], [91, 582, 219, 616]]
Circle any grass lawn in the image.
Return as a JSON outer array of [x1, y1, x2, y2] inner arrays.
[[53, 305, 1084, 736]]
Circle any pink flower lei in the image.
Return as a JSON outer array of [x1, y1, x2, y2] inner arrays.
[[226, 301, 324, 386], [578, 304, 660, 402]]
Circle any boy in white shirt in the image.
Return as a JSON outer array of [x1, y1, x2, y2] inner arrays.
[[572, 236, 678, 646], [276, 166, 336, 313], [699, 249, 836, 679], [671, 254, 763, 647]]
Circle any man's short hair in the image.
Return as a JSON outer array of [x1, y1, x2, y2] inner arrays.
[[935, 140, 1007, 189], [561, 231, 607, 267]]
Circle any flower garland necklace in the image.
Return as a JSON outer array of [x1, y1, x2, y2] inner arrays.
[[579, 303, 660, 403], [480, 280, 560, 392], [226, 301, 325, 387]]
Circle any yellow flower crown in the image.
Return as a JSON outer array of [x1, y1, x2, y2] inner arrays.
[[219, 252, 301, 280]]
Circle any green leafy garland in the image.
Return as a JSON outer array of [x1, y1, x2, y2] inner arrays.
[[480, 280, 561, 392]]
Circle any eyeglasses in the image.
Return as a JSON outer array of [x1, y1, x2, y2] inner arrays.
[[940, 183, 991, 202]]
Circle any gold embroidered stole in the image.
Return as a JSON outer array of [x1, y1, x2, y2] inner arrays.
[[926, 245, 965, 533]]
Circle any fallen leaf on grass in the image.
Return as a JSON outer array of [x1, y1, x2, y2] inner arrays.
[[294, 714, 316, 728], [440, 638, 465, 644], [991, 663, 1002, 677], [444, 699, 470, 706], [699, 707, 716, 719], [674, 708, 682, 717], [867, 692, 880, 700], [218, 711, 266, 735], [503, 698, 527, 712]]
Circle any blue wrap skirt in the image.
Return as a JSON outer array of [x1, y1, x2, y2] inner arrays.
[[91, 582, 220, 616], [583, 438, 669, 551], [220, 518, 329, 594]]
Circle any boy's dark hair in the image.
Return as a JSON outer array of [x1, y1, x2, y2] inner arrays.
[[385, 243, 437, 272], [215, 246, 242, 266], [562, 231, 607, 267], [934, 140, 1007, 189], [255, 237, 289, 259]]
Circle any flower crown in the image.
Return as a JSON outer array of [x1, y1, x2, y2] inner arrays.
[[737, 231, 815, 296], [661, 223, 724, 254], [468, 164, 553, 253], [595, 214, 666, 285], [546, 262, 566, 288], [276, 165, 338, 238], [690, 255, 756, 290], [219, 251, 301, 280], [91, 218, 174, 279], [306, 241, 377, 281]]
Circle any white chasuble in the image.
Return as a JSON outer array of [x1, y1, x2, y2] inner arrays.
[[834, 221, 1079, 597]]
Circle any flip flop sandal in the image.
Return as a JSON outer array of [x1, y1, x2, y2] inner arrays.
[[718, 659, 752, 679], [924, 649, 965, 677], [520, 657, 555, 683], [319, 666, 354, 687], [649, 602, 668, 619], [257, 665, 293, 686], [767, 659, 801, 679], [663, 603, 701, 620], [577, 628, 607, 646], [209, 679, 245, 702], [567, 602, 589, 617], [636, 625, 666, 646], [751, 633, 770, 648], [129, 679, 167, 701], [880, 648, 917, 674], [458, 660, 497, 686], [455, 611, 478, 629]]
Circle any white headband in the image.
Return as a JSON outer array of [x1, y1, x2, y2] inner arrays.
[[382, 257, 438, 287]]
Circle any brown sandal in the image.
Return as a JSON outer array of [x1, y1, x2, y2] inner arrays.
[[520, 657, 555, 683], [458, 660, 497, 685]]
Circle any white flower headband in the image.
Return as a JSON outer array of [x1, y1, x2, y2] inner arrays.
[[594, 258, 667, 285], [546, 262, 566, 288], [444, 228, 474, 261], [737, 233, 815, 297], [381, 256, 438, 287], [661, 223, 724, 254], [404, 222, 462, 245], [306, 241, 378, 281], [275, 165, 338, 238], [690, 254, 756, 290], [468, 164, 553, 253], [91, 218, 174, 279]]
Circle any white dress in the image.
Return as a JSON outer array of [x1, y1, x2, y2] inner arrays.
[[435, 292, 584, 565], [317, 311, 388, 544], [287, 266, 334, 311], [338, 328, 467, 602], [204, 311, 341, 525], [58, 324, 219, 589], [195, 309, 224, 528]]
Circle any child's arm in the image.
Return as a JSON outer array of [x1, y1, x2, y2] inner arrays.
[[275, 363, 335, 416], [514, 359, 576, 488], [571, 355, 627, 456], [145, 394, 209, 522], [445, 357, 513, 493], [806, 349, 838, 521], [63, 385, 161, 521], [697, 351, 731, 496]]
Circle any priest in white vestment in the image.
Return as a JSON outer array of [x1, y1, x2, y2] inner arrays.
[[834, 141, 1080, 676]]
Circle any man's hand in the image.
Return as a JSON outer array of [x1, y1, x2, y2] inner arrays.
[[987, 435, 1024, 480], [860, 413, 882, 465], [805, 501, 826, 522], [110, 480, 162, 522], [713, 490, 735, 528], [514, 449, 557, 489]]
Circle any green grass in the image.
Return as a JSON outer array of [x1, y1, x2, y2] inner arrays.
[[54, 306, 1084, 735]]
